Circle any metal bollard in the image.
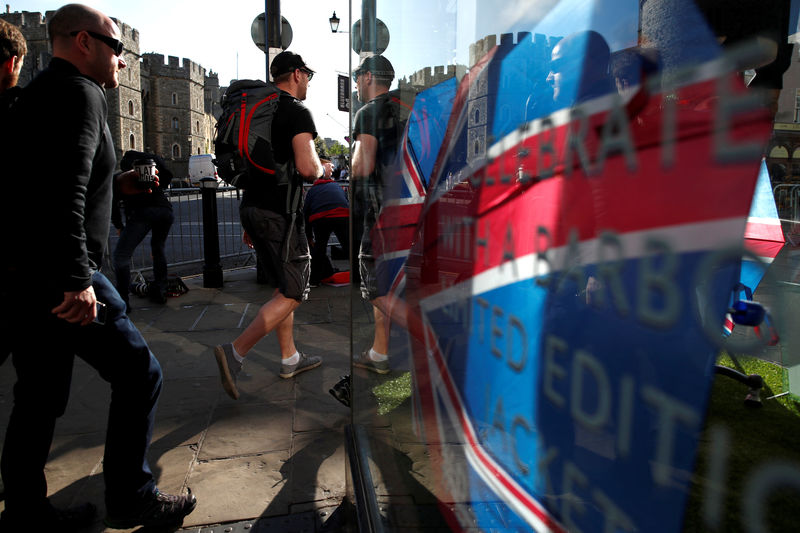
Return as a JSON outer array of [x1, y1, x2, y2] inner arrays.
[[200, 177, 223, 288]]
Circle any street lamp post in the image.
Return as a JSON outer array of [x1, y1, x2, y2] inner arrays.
[[329, 11, 349, 33], [329, 11, 339, 33]]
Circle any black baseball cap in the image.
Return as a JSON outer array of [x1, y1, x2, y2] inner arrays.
[[353, 54, 394, 82], [270, 51, 314, 79]]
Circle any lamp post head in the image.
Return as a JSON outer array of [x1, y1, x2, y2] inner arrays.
[[329, 12, 340, 33]]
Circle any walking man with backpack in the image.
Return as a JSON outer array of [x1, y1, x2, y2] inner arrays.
[[214, 51, 332, 400], [0, 4, 196, 529]]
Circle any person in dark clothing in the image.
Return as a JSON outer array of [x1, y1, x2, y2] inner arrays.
[[692, 0, 793, 114], [0, 18, 25, 95], [112, 150, 175, 310], [304, 177, 350, 285], [213, 51, 333, 400], [0, 19, 26, 369], [351, 54, 410, 375], [0, 4, 196, 531]]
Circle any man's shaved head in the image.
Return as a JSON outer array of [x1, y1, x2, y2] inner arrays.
[[48, 4, 109, 44]]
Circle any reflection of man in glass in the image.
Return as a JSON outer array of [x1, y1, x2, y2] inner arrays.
[[351, 54, 406, 374], [547, 30, 615, 107]]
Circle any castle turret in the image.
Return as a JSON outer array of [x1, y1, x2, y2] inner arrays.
[[141, 53, 212, 174]]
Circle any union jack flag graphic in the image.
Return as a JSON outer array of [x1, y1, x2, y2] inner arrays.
[[367, 2, 775, 531]]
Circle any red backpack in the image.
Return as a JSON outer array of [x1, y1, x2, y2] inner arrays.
[[213, 79, 280, 189]]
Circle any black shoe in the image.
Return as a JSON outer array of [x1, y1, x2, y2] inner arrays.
[[104, 488, 197, 529], [1, 501, 96, 532], [329, 374, 351, 407]]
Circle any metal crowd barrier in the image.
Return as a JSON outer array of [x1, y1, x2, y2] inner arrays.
[[774, 183, 800, 223], [773, 184, 800, 246], [102, 186, 254, 279], [102, 180, 351, 281]]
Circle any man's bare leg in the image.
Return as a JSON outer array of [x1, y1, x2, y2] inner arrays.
[[233, 289, 299, 356]]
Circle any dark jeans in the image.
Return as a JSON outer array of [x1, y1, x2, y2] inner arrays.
[[113, 206, 174, 301], [1, 272, 161, 516], [309, 216, 350, 283]]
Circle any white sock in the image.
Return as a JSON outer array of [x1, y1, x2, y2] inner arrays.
[[283, 351, 300, 365], [369, 348, 388, 362], [232, 345, 245, 363]]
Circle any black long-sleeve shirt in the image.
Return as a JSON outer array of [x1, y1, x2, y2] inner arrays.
[[5, 58, 115, 293], [111, 151, 173, 230]]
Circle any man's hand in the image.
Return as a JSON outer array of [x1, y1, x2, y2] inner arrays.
[[242, 230, 254, 249], [52, 286, 97, 326], [116, 169, 160, 195]]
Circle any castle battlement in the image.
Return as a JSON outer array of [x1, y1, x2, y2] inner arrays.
[[142, 53, 207, 84], [113, 19, 140, 47], [402, 64, 467, 90], [0, 10, 49, 41], [469, 31, 561, 67], [1, 10, 141, 52]]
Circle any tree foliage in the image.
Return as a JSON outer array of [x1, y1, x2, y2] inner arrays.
[[315, 137, 350, 158]]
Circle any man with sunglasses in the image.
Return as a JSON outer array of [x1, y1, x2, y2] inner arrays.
[[214, 51, 333, 399], [0, 4, 196, 530]]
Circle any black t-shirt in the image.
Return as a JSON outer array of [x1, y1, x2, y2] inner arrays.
[[241, 90, 317, 212], [352, 93, 404, 186]]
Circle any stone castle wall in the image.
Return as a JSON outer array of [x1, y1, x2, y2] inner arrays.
[[1, 10, 218, 176], [142, 53, 211, 168], [106, 19, 143, 163], [0, 11, 51, 87]]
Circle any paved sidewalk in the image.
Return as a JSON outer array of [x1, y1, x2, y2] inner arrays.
[[0, 268, 352, 532]]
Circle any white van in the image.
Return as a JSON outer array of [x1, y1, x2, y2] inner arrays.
[[188, 154, 219, 186]]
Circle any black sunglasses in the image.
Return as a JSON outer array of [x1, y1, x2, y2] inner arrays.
[[299, 68, 314, 81], [70, 30, 124, 56]]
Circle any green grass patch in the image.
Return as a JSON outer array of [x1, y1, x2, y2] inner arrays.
[[683, 353, 800, 532], [372, 371, 412, 416]]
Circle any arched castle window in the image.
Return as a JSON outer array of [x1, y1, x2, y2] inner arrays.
[[197, 148, 201, 155], [129, 134, 135, 149], [172, 93, 177, 105], [172, 117, 179, 130], [172, 144, 181, 158], [770, 145, 789, 158], [196, 120, 200, 133], [128, 100, 134, 115]]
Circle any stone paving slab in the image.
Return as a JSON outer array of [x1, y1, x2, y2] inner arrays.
[[44, 434, 105, 509], [0, 268, 352, 531], [185, 451, 291, 526], [200, 400, 295, 460], [231, 358, 297, 403], [287, 432, 347, 504], [150, 411, 209, 452]]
